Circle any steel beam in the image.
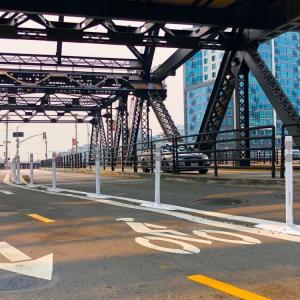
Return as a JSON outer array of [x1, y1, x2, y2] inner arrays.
[[195, 50, 245, 149], [0, 53, 142, 72], [140, 99, 150, 150], [0, 0, 278, 29], [234, 63, 250, 166], [244, 47, 300, 144], [148, 91, 181, 139]]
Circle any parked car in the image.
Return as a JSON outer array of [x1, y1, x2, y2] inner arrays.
[[141, 144, 210, 174]]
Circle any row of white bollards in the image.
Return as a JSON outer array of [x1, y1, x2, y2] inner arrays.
[[9, 138, 300, 234]]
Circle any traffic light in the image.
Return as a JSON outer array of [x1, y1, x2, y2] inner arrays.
[[43, 132, 47, 139]]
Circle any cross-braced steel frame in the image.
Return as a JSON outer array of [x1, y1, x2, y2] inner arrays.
[[0, 0, 300, 164]]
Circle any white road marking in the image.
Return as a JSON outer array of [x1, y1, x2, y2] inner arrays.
[[193, 230, 261, 245], [135, 236, 200, 254], [118, 219, 260, 254], [4, 173, 300, 243], [0, 242, 31, 262], [0, 190, 13, 195], [0, 241, 53, 280]]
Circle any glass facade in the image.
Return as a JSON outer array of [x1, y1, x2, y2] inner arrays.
[[184, 32, 300, 144]]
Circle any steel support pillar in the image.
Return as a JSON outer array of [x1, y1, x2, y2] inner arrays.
[[244, 47, 300, 145], [148, 91, 181, 139], [114, 96, 128, 161], [195, 50, 245, 150], [89, 110, 107, 165], [140, 99, 150, 150], [126, 97, 144, 164], [235, 63, 250, 166]]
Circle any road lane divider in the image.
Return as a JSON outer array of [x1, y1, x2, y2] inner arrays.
[[187, 274, 270, 300], [28, 214, 55, 223], [0, 190, 13, 195], [4, 173, 300, 243]]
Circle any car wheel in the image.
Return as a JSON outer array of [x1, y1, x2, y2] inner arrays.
[[161, 159, 170, 173], [141, 160, 150, 173], [198, 169, 208, 174]]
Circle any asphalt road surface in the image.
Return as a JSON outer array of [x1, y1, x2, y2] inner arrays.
[[0, 169, 299, 300]]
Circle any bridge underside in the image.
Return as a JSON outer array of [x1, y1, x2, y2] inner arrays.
[[0, 0, 300, 162]]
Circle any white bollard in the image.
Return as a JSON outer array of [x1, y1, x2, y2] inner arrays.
[[256, 136, 300, 235], [15, 155, 21, 185], [87, 148, 107, 199], [154, 143, 161, 207], [27, 153, 34, 187], [285, 136, 294, 227], [11, 157, 16, 183], [141, 144, 175, 211], [95, 148, 101, 196], [47, 151, 60, 192]]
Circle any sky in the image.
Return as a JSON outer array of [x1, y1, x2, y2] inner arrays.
[[0, 39, 184, 161]]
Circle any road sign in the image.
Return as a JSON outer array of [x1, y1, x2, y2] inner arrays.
[[0, 241, 53, 280], [12, 132, 24, 138]]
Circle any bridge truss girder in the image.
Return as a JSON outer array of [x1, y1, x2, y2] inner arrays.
[[197, 46, 300, 148]]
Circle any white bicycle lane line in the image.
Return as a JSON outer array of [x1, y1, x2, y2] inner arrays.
[[3, 173, 300, 243], [0, 189, 14, 195]]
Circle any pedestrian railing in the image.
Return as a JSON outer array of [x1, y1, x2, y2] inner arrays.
[[40, 125, 278, 178]]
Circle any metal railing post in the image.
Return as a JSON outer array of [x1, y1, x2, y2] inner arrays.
[[213, 132, 218, 177], [271, 126, 276, 178], [133, 144, 138, 173]]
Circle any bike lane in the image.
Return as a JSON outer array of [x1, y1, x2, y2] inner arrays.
[[0, 173, 299, 299]]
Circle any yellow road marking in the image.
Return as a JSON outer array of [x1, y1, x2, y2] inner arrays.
[[28, 214, 55, 223], [187, 275, 270, 300]]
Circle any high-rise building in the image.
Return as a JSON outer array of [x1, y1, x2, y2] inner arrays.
[[184, 32, 300, 144]]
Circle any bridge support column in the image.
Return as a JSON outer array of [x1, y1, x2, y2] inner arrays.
[[234, 63, 250, 166]]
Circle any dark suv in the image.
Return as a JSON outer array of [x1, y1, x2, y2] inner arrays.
[[141, 144, 210, 174]]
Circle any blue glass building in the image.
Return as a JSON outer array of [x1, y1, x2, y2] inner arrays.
[[184, 32, 300, 145]]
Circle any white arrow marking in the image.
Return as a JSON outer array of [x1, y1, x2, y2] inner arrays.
[[0, 242, 31, 262], [0, 253, 53, 280], [0, 242, 53, 280], [0, 190, 13, 195]]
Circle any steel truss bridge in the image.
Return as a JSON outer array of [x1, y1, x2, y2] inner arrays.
[[0, 0, 300, 164]]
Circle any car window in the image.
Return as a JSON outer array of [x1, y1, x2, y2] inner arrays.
[[162, 146, 172, 152], [178, 145, 193, 152]]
